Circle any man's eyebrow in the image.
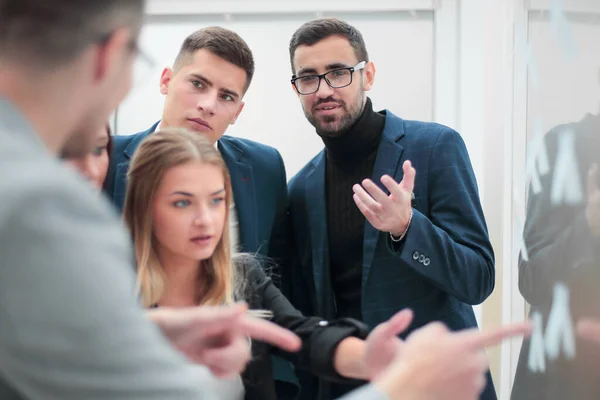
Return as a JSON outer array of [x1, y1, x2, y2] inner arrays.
[[326, 62, 350, 70], [190, 73, 213, 87], [296, 67, 318, 76], [296, 63, 351, 76]]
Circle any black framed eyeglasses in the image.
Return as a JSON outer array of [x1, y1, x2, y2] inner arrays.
[[291, 61, 366, 95]]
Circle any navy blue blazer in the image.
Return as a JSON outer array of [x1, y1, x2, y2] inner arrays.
[[285, 111, 497, 399], [104, 122, 301, 399]]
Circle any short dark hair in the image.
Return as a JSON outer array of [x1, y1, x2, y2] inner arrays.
[[0, 0, 144, 67], [289, 18, 369, 74], [174, 26, 255, 92]]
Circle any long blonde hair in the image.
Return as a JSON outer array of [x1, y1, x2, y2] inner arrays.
[[123, 128, 239, 308]]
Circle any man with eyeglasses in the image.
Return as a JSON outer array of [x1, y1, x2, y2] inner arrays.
[[283, 18, 497, 400]]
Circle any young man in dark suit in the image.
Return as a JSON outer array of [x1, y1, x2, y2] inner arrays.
[[284, 18, 497, 400], [104, 26, 299, 398]]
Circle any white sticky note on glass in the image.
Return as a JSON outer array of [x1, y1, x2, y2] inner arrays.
[[512, 183, 529, 262], [528, 311, 546, 373], [514, 214, 529, 262], [544, 282, 576, 360], [550, 129, 583, 205], [515, 23, 540, 90], [526, 118, 550, 194]]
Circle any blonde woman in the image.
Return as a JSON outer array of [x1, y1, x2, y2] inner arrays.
[[123, 128, 411, 400]]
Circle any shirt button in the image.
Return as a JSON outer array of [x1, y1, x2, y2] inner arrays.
[[319, 321, 328, 327], [412, 251, 420, 260]]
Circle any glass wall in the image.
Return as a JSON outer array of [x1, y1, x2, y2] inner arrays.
[[510, 2, 600, 399]]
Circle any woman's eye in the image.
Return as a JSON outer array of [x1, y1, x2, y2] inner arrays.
[[173, 200, 191, 208]]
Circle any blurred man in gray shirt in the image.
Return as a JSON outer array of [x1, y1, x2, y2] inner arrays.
[[0, 1, 304, 399]]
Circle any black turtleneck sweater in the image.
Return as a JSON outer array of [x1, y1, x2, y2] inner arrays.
[[321, 98, 386, 322]]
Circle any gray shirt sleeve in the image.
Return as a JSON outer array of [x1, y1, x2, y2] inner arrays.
[[0, 179, 214, 400], [337, 384, 389, 400]]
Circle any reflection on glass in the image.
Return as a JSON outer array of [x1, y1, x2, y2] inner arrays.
[[511, 4, 600, 399]]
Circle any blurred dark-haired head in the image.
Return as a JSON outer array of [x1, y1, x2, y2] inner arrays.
[[62, 124, 112, 191], [0, 0, 144, 157]]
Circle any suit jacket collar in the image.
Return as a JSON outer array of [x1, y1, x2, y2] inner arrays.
[[307, 111, 405, 170], [380, 110, 406, 142], [218, 135, 244, 161], [218, 137, 260, 253], [124, 121, 160, 159]]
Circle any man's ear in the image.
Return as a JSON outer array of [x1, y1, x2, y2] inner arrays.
[[291, 82, 302, 98], [93, 28, 132, 83], [363, 61, 376, 92], [290, 63, 301, 97], [230, 102, 246, 125], [160, 67, 174, 95]]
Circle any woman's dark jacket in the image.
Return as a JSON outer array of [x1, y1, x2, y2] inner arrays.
[[239, 258, 370, 400]]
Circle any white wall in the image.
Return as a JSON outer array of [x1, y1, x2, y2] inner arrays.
[[458, 0, 486, 197]]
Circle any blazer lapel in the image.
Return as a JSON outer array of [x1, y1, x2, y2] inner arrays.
[[304, 152, 331, 316], [124, 121, 160, 159], [113, 161, 131, 211], [219, 140, 259, 254], [362, 112, 406, 287]]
